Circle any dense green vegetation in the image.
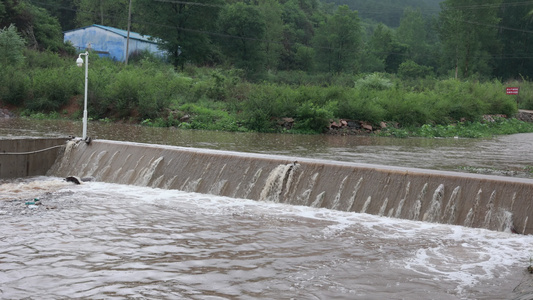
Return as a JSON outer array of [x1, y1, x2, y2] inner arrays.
[[331, 0, 441, 27], [3, 48, 533, 137], [2, 0, 533, 137]]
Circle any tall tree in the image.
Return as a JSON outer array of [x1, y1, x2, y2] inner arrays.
[[135, 0, 222, 69], [278, 0, 315, 70], [0, 1, 6, 21], [313, 5, 361, 73], [0, 24, 25, 67], [32, 0, 78, 31], [217, 2, 266, 74], [495, 0, 533, 79], [396, 8, 438, 68], [330, 0, 441, 27], [258, 0, 283, 71], [75, 0, 129, 28], [0, 0, 64, 51], [438, 0, 502, 78], [362, 23, 407, 73]]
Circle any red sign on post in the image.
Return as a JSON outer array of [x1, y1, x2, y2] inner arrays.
[[506, 87, 520, 95]]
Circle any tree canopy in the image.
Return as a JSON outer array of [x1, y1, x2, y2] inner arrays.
[[0, 24, 25, 67], [313, 5, 361, 73], [5, 0, 533, 80]]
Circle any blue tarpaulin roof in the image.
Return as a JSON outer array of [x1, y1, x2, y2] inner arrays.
[[64, 24, 157, 44]]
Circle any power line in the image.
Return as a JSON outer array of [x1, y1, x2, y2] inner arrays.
[[27, 0, 337, 52], [460, 19, 533, 34], [26, 0, 533, 61], [153, 0, 225, 8]]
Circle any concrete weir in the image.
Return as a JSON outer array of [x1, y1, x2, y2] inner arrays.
[[0, 137, 69, 178], [46, 139, 533, 235]]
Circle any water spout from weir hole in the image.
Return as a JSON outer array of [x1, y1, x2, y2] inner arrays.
[[48, 140, 533, 234]]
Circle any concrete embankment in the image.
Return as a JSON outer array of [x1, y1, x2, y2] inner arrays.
[[0, 138, 69, 179]]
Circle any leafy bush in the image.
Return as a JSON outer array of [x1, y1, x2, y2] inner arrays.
[[26, 66, 78, 111], [336, 89, 386, 123], [398, 60, 434, 79], [85, 59, 118, 119], [503, 79, 533, 111], [472, 80, 517, 116], [179, 103, 239, 131], [433, 79, 488, 122], [355, 73, 394, 90], [380, 117, 533, 138], [105, 68, 143, 118], [5, 48, 533, 138], [379, 89, 432, 126], [137, 70, 182, 120], [240, 85, 277, 132], [293, 101, 335, 133], [0, 66, 30, 105], [24, 49, 66, 69]]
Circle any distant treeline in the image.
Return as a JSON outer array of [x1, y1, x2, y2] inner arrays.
[[331, 0, 442, 27], [1, 0, 533, 80]]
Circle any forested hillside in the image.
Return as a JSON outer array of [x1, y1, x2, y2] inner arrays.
[[2, 0, 533, 80], [2, 0, 533, 135], [329, 0, 442, 27]]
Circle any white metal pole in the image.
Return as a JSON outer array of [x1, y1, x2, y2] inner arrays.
[[82, 51, 89, 141]]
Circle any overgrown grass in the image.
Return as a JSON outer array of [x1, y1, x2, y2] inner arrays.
[[2, 49, 533, 137], [377, 117, 533, 138]]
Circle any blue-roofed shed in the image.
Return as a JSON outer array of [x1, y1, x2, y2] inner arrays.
[[64, 24, 164, 61]]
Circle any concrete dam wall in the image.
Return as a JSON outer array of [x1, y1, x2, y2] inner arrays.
[[48, 139, 533, 234], [0, 137, 69, 178]]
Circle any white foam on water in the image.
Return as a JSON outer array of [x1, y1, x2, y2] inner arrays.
[[0, 176, 71, 200], [86, 181, 533, 274], [2, 177, 532, 299]]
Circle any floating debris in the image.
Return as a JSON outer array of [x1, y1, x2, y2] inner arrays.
[[65, 176, 82, 185], [25, 198, 41, 205]]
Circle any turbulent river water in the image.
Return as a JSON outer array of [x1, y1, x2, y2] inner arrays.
[[3, 118, 533, 177], [1, 118, 533, 299]]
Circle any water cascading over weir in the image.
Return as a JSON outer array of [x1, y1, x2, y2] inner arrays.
[[48, 139, 533, 234]]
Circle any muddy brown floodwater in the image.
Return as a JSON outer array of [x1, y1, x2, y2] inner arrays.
[[1, 118, 533, 299], [2, 118, 533, 178]]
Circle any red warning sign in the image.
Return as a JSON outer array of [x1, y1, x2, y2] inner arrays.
[[506, 87, 520, 95]]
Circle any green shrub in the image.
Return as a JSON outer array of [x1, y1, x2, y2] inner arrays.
[[0, 66, 30, 105], [398, 60, 434, 79], [501, 79, 533, 111], [105, 68, 143, 118], [472, 80, 517, 116], [179, 103, 239, 131], [355, 73, 393, 90], [128, 49, 165, 66], [379, 89, 432, 126], [137, 70, 182, 120], [24, 49, 66, 69], [433, 79, 488, 122], [85, 60, 118, 119], [337, 89, 386, 123], [26, 66, 78, 111], [293, 101, 335, 133], [381, 117, 533, 138], [240, 85, 277, 132]]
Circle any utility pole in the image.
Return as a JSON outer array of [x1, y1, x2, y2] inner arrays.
[[125, 0, 132, 65]]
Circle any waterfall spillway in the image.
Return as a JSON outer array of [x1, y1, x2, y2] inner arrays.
[[48, 140, 533, 234]]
